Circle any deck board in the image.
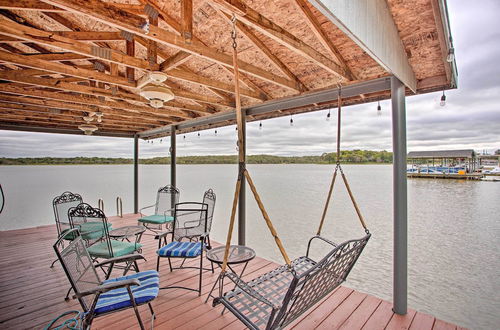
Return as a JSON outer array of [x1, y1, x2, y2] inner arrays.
[[0, 214, 465, 329]]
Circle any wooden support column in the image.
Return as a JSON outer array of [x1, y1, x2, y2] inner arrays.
[[126, 39, 135, 82], [170, 126, 177, 189], [134, 134, 139, 213], [181, 0, 193, 43]]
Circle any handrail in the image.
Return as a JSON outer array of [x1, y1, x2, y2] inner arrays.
[[116, 197, 123, 218], [98, 199, 104, 212]]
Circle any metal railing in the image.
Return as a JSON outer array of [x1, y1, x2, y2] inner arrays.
[[116, 197, 123, 218], [98, 199, 104, 212]]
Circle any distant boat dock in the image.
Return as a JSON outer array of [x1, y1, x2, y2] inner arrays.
[[407, 149, 500, 181]]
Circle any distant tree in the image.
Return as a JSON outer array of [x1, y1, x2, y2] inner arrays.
[[495, 149, 500, 155]]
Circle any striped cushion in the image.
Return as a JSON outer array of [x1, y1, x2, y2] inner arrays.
[[157, 241, 202, 258], [95, 270, 159, 315], [138, 214, 174, 224]]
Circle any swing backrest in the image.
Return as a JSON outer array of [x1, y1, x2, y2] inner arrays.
[[275, 233, 371, 328]]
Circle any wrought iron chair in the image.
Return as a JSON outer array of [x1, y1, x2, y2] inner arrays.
[[54, 228, 158, 330], [170, 189, 216, 248], [50, 191, 83, 268], [155, 202, 212, 295], [213, 234, 371, 330], [69, 203, 143, 275], [138, 185, 180, 234]]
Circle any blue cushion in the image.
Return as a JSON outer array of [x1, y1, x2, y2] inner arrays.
[[138, 214, 174, 224], [157, 241, 202, 258], [95, 270, 159, 315]]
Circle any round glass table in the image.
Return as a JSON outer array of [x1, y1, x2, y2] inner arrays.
[[205, 245, 256, 303], [109, 225, 146, 242]]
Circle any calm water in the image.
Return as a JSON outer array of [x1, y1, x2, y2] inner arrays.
[[0, 164, 498, 329]]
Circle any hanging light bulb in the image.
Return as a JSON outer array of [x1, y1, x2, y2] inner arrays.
[[183, 135, 186, 140], [326, 110, 331, 121], [440, 91, 446, 107], [160, 139, 162, 143], [289, 115, 294, 127], [197, 132, 200, 138], [259, 121, 263, 130], [214, 129, 217, 136], [377, 101, 382, 116], [446, 47, 455, 63]]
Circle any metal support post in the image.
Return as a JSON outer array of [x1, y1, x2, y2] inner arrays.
[[238, 109, 246, 246], [133, 134, 139, 214], [171, 126, 177, 189], [391, 76, 408, 315]]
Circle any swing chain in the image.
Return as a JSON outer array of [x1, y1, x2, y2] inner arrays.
[[231, 14, 237, 49]]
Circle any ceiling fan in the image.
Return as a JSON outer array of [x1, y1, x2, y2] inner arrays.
[[137, 71, 174, 108]]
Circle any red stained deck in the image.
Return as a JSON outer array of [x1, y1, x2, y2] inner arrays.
[[0, 214, 464, 330]]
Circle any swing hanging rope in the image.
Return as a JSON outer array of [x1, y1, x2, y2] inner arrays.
[[220, 15, 292, 274], [316, 85, 369, 236]]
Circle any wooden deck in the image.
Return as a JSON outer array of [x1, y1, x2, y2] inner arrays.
[[0, 214, 464, 330]]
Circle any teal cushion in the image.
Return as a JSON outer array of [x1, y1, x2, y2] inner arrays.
[[87, 240, 142, 258], [79, 221, 112, 241], [138, 214, 174, 224]]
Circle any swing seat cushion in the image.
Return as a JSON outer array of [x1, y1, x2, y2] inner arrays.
[[157, 241, 202, 258], [94, 270, 160, 315], [138, 214, 174, 224]]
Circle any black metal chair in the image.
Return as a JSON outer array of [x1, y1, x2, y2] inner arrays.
[[138, 185, 180, 234], [50, 191, 84, 268], [53, 228, 158, 330], [155, 202, 212, 295], [68, 203, 142, 274], [213, 234, 371, 330]]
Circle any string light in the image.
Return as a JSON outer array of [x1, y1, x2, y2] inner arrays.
[[289, 115, 294, 127], [326, 110, 331, 121], [259, 121, 263, 130], [440, 91, 446, 107], [197, 132, 200, 138], [377, 101, 382, 116], [214, 129, 217, 136], [160, 139, 162, 143]]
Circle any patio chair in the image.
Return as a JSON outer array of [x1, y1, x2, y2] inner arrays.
[[69, 203, 143, 276], [171, 189, 216, 248], [155, 202, 212, 295], [53, 228, 158, 330], [138, 185, 180, 234], [50, 191, 83, 268]]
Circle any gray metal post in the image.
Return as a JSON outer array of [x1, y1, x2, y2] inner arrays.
[[133, 134, 139, 214], [170, 126, 176, 189], [238, 109, 246, 246], [391, 76, 408, 315]]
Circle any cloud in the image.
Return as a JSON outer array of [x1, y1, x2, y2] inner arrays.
[[0, 0, 499, 157]]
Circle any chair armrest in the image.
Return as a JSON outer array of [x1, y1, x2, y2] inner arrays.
[[162, 209, 174, 216], [94, 254, 145, 267], [222, 272, 280, 310], [139, 204, 155, 215], [306, 235, 337, 258], [75, 278, 141, 298], [154, 231, 172, 240]]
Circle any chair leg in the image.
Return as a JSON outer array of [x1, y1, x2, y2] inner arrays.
[[134, 260, 140, 273], [127, 287, 145, 330], [64, 287, 72, 301], [168, 257, 173, 272], [199, 249, 203, 296], [156, 256, 161, 272], [50, 258, 59, 268]]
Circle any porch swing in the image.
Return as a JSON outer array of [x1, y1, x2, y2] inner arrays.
[[212, 16, 371, 330]]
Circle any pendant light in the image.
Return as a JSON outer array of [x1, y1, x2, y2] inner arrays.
[[440, 91, 446, 107]]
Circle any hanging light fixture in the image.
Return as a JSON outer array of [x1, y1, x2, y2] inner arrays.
[[289, 115, 294, 127], [259, 121, 263, 130], [160, 139, 162, 143], [78, 124, 98, 135], [94, 111, 103, 123], [326, 110, 331, 121], [197, 132, 200, 138], [447, 48, 455, 63], [440, 91, 446, 107], [377, 101, 382, 116], [215, 129, 218, 136]]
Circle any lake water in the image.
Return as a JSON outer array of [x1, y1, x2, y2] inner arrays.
[[0, 164, 498, 329]]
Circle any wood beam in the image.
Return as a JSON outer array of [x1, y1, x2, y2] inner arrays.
[[20, 52, 90, 61], [159, 51, 191, 72], [181, 0, 193, 43], [39, 0, 299, 91], [214, 7, 306, 92], [0, 0, 64, 12], [211, 0, 348, 80], [307, 0, 417, 91], [0, 15, 158, 72], [147, 15, 158, 68], [294, 0, 355, 80], [126, 39, 135, 82], [0, 50, 134, 88]]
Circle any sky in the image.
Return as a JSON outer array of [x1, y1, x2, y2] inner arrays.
[[0, 0, 499, 158]]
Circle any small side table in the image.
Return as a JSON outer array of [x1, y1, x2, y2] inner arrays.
[[109, 225, 145, 244], [205, 245, 256, 303]]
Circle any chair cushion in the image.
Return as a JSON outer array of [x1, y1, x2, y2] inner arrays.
[[95, 270, 159, 315], [79, 221, 112, 241], [157, 241, 202, 258], [87, 240, 142, 258], [138, 214, 174, 224]]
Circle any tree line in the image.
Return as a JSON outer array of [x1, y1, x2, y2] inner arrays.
[[0, 150, 393, 165]]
